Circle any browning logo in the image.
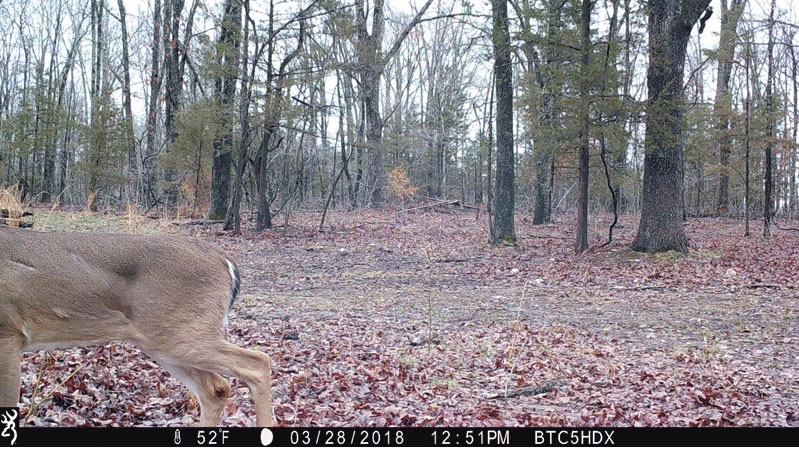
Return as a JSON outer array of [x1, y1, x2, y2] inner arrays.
[[0, 408, 17, 446]]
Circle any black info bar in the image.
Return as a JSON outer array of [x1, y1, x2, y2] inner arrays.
[[2, 426, 797, 447]]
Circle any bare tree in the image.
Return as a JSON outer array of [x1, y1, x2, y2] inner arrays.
[[116, 0, 136, 203], [144, 0, 162, 207], [763, 0, 775, 237], [576, 0, 592, 252], [714, 0, 746, 216], [355, 0, 434, 207]]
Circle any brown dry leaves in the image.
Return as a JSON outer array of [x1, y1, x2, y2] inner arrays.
[[19, 210, 799, 426]]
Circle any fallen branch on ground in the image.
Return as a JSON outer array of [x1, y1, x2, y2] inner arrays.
[[744, 283, 798, 289], [487, 382, 560, 399], [611, 285, 668, 291]]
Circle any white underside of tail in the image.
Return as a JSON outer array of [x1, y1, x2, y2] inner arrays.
[[225, 259, 238, 327]]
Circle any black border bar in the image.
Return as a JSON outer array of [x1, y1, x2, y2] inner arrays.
[[4, 427, 798, 447]]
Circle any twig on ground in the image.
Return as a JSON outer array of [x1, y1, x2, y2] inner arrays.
[[488, 382, 561, 399], [744, 283, 797, 289], [26, 361, 86, 423], [611, 285, 668, 291]]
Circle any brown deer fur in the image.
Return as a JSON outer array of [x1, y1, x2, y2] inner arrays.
[[0, 226, 273, 426]]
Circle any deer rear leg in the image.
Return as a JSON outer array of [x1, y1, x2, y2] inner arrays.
[[160, 342, 274, 427], [0, 337, 22, 408], [159, 363, 230, 427]]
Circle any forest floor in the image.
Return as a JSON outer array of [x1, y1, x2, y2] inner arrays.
[[18, 208, 799, 426]]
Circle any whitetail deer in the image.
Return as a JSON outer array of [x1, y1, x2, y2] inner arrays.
[[0, 226, 273, 426]]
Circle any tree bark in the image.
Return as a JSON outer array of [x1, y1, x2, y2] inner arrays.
[[763, 0, 775, 237], [533, 0, 562, 225], [117, 0, 136, 204], [209, 0, 241, 220], [576, 0, 592, 252], [744, 36, 751, 237], [255, 2, 308, 231], [790, 32, 798, 219], [630, 0, 710, 253], [144, 0, 162, 207], [491, 0, 515, 244], [714, 0, 745, 216], [162, 0, 187, 211], [355, 0, 434, 207]]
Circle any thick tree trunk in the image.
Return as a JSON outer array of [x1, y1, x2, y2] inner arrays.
[[631, 0, 710, 253], [364, 68, 386, 206], [209, 0, 241, 220], [491, 0, 515, 244], [714, 0, 745, 216]]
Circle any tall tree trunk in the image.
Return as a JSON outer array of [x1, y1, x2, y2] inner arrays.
[[363, 65, 386, 206], [630, 0, 711, 253], [744, 35, 751, 236], [144, 0, 162, 207], [88, 0, 104, 210], [255, 2, 308, 231], [763, 0, 775, 236], [790, 33, 798, 219], [46, 21, 82, 204], [163, 0, 186, 211], [615, 0, 632, 214], [576, 0, 592, 252], [533, 0, 562, 225], [355, 0, 433, 207], [491, 0, 515, 244], [230, 0, 251, 233], [714, 0, 745, 216], [117, 0, 136, 204], [210, 0, 241, 220]]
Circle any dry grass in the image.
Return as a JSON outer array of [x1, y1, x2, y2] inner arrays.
[[0, 186, 31, 227], [84, 190, 98, 213], [125, 201, 139, 233]]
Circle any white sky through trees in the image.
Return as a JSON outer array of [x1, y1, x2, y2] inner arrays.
[[0, 0, 796, 151]]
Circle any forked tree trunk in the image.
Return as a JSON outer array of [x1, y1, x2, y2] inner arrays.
[[631, 0, 711, 253], [354, 0, 433, 208]]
